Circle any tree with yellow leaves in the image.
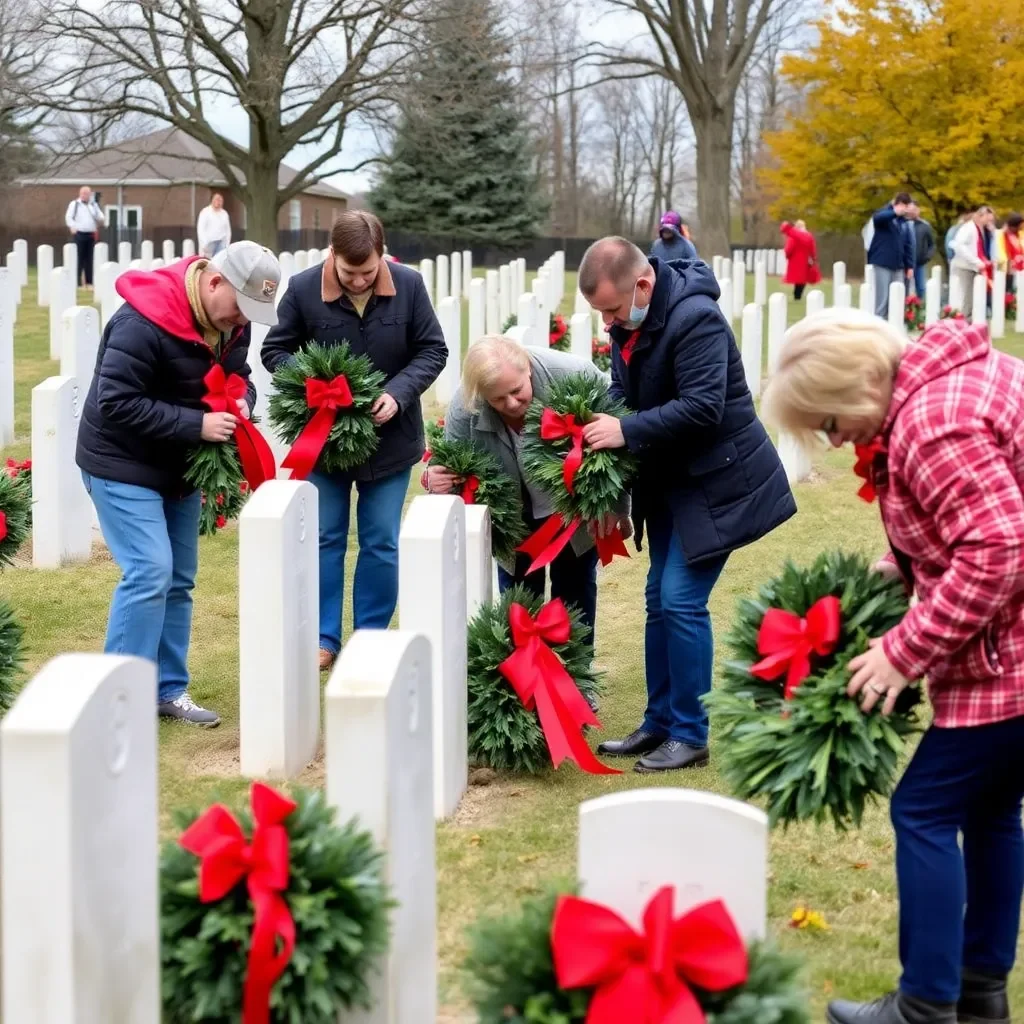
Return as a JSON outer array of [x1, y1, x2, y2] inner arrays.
[[762, 0, 1024, 246]]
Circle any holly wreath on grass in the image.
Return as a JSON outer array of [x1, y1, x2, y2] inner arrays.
[[705, 549, 921, 830], [0, 465, 31, 568]]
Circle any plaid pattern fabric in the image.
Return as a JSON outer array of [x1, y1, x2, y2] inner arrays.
[[877, 321, 1024, 727]]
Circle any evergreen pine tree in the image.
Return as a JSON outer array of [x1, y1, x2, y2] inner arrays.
[[369, 0, 546, 243]]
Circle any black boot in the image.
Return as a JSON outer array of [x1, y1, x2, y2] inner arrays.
[[958, 969, 1009, 1024], [634, 739, 709, 773], [828, 991, 957, 1024], [597, 727, 666, 757]]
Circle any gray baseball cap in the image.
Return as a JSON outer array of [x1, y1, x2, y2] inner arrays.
[[211, 241, 281, 326]]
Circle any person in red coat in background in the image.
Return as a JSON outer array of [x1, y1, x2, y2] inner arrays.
[[781, 219, 822, 300]]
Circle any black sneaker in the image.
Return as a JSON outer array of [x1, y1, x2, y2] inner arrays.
[[958, 969, 1009, 1024], [634, 739, 710, 773], [158, 693, 221, 727], [828, 991, 957, 1024]]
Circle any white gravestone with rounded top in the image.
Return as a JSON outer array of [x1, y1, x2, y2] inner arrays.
[[741, 303, 762, 395], [13, 237, 27, 287], [61, 306, 101, 405], [399, 495, 467, 818], [49, 266, 74, 360], [888, 280, 907, 332], [435, 296, 461, 405], [450, 250, 462, 303], [326, 630, 437, 1024], [118, 240, 133, 267], [469, 277, 485, 345], [140, 240, 154, 269], [717, 278, 733, 324], [570, 312, 591, 362], [462, 249, 473, 295], [419, 258, 434, 307], [182, 238, 196, 258], [436, 253, 450, 304], [767, 291, 787, 374], [464, 504, 493, 619], [485, 270, 500, 335], [2, 653, 160, 1023], [498, 264, 512, 324], [806, 288, 825, 317], [162, 239, 175, 263], [37, 243, 54, 306], [0, 291, 12, 445]]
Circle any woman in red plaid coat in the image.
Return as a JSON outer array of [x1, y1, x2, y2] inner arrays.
[[764, 309, 1024, 1024]]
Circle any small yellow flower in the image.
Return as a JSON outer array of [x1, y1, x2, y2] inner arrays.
[[790, 906, 829, 930]]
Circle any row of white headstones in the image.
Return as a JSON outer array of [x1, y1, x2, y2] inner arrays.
[[3, 480, 771, 1021]]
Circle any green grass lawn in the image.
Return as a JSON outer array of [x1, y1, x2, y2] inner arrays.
[[3, 265, 1024, 1019]]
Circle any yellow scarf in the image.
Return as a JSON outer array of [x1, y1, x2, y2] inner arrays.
[[185, 259, 221, 350]]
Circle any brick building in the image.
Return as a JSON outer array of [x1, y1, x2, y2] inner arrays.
[[1, 126, 348, 256]]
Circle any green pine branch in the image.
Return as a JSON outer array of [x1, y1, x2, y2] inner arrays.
[[184, 439, 250, 537], [0, 600, 25, 715], [0, 471, 32, 568]]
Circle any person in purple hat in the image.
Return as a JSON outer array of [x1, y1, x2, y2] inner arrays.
[[651, 211, 698, 262]]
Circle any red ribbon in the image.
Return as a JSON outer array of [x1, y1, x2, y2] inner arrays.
[[541, 407, 585, 495], [460, 475, 480, 504], [281, 375, 355, 480], [749, 596, 842, 699], [518, 513, 583, 574], [179, 782, 298, 1024], [551, 887, 749, 1023], [0, 510, 6, 542], [498, 600, 620, 776], [5, 458, 30, 478], [202, 366, 277, 492], [853, 439, 886, 503], [594, 526, 629, 567], [550, 314, 568, 346], [620, 328, 642, 365]]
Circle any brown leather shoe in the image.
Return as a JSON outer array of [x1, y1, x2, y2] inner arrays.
[[318, 648, 336, 672]]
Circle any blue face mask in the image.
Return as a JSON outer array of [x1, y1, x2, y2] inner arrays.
[[624, 281, 649, 329]]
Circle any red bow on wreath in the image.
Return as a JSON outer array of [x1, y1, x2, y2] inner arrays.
[[550, 314, 568, 346], [749, 596, 842, 699], [5, 458, 30, 478], [179, 782, 298, 1024], [0, 510, 7, 542], [551, 887, 749, 1023], [853, 439, 886, 503], [460, 475, 480, 504], [201, 366, 277, 492], [281, 375, 354, 480], [498, 599, 620, 776]]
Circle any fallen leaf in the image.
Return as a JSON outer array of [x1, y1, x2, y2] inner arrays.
[[851, 861, 870, 870], [469, 834, 482, 847], [517, 853, 540, 864]]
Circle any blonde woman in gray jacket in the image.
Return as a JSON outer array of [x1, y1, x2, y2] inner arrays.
[[425, 335, 631, 646]]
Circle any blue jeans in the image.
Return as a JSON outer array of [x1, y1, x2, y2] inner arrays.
[[496, 522, 599, 646], [82, 471, 200, 704], [913, 264, 928, 299], [311, 467, 411, 655], [642, 504, 727, 747], [891, 715, 1024, 1003], [207, 240, 226, 257]]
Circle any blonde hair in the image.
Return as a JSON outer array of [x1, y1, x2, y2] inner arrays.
[[461, 334, 530, 412], [761, 308, 905, 446], [794, 219, 807, 231]]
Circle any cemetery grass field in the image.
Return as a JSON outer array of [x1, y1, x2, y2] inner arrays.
[[5, 268, 1024, 1019]]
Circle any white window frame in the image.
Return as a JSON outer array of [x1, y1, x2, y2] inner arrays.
[[104, 204, 143, 233], [289, 199, 301, 231]]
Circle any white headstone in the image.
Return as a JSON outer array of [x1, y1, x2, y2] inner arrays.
[[326, 630, 437, 1024], [398, 495, 467, 818], [32, 376, 92, 566], [925, 277, 941, 327], [717, 278, 733, 323], [100, 263, 125, 329], [450, 251, 462, 303], [37, 244, 54, 306], [505, 324, 530, 346], [833, 261, 846, 292], [6, 252, 20, 309], [498, 264, 511, 324], [767, 250, 777, 275], [517, 258, 527, 300], [570, 312, 591, 362], [93, 241, 109, 272], [13, 237, 27, 287], [462, 249, 473, 297], [858, 280, 875, 314], [485, 270, 500, 335], [778, 248, 787, 276], [118, 240, 133, 267], [1, 653, 160, 1023], [889, 280, 907, 332], [435, 296, 461, 405], [140, 240, 154, 269], [835, 283, 852, 309], [778, 431, 812, 484], [740, 303, 761, 395], [744, 249, 754, 272], [949, 273, 964, 313], [971, 274, 987, 326], [464, 504, 493, 620], [239, 480, 320, 777], [766, 292, 787, 374], [712, 255, 723, 281], [469, 278, 485, 345], [419, 259, 434, 307], [60, 305, 101, 400], [129, 259, 143, 270], [0, 293, 12, 445], [436, 254, 450, 304], [532, 273, 548, 329], [306, 248, 320, 268], [63, 241, 78, 286], [732, 256, 746, 319], [49, 266, 74, 360], [148, 258, 164, 270], [161, 239, 175, 264], [806, 289, 825, 317], [990, 271, 1006, 338], [577, 790, 768, 941], [181, 238, 196, 258], [574, 289, 589, 316], [277, 252, 294, 300], [754, 259, 767, 306], [518, 293, 541, 348], [294, 250, 309, 273], [931, 264, 943, 285], [1016, 273, 1024, 334]]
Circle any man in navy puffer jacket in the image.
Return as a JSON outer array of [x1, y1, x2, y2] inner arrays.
[[578, 238, 796, 773], [650, 211, 698, 262]]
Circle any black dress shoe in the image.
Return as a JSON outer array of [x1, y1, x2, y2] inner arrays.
[[958, 969, 1009, 1024], [597, 727, 666, 757], [634, 739, 709, 773], [828, 991, 957, 1024]]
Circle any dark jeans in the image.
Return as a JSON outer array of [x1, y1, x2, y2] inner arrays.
[[75, 231, 95, 286], [496, 520, 598, 646], [641, 501, 727, 748], [793, 284, 805, 301], [913, 264, 928, 299], [891, 715, 1024, 1002]]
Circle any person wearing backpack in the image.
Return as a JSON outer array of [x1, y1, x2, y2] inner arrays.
[[64, 185, 105, 289]]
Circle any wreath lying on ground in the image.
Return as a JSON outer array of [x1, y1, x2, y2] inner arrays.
[[269, 341, 386, 479], [904, 294, 924, 332], [426, 436, 527, 563], [502, 312, 570, 351], [591, 337, 611, 372], [705, 550, 921, 830], [161, 783, 391, 1024], [0, 467, 31, 568], [464, 884, 809, 1024], [467, 585, 613, 776], [0, 599, 25, 715], [518, 372, 637, 573]]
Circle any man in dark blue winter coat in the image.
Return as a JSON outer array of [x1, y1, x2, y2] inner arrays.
[[578, 237, 796, 773], [261, 211, 447, 671], [650, 211, 698, 262], [867, 192, 915, 318]]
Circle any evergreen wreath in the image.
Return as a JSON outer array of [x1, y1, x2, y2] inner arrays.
[[467, 584, 600, 774], [464, 885, 809, 1024], [0, 467, 32, 568], [268, 341, 386, 476], [161, 784, 391, 1024], [519, 372, 637, 525], [426, 436, 527, 563], [423, 415, 446, 458], [591, 337, 611, 372], [705, 550, 921, 830], [502, 312, 570, 351], [184, 437, 252, 536], [0, 599, 25, 715]]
